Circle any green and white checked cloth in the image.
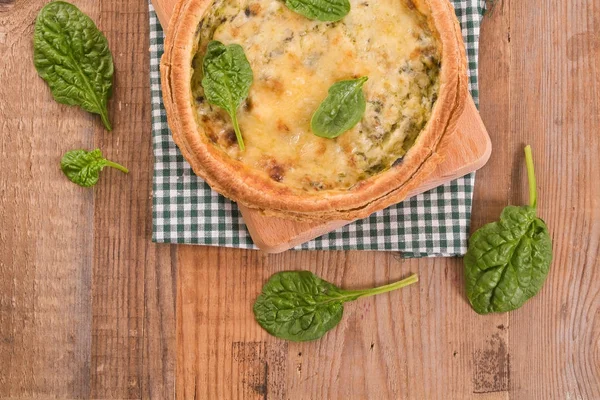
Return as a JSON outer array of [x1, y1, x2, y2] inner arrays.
[[149, 0, 487, 257]]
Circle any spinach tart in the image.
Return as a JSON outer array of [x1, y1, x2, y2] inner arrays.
[[161, 0, 468, 221]]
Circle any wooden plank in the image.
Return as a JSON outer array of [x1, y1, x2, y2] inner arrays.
[[505, 0, 600, 398], [469, 0, 513, 396], [0, 0, 95, 397], [90, 1, 176, 399], [0, 0, 176, 398]]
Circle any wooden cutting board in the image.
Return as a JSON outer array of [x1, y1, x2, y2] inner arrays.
[[152, 0, 492, 253]]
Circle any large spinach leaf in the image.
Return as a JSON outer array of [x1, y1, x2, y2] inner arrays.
[[61, 149, 128, 187], [34, 1, 114, 131], [464, 146, 553, 314], [311, 77, 368, 139], [253, 271, 418, 341], [285, 0, 350, 22], [202, 40, 253, 151]]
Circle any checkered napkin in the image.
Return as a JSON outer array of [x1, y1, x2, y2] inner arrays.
[[149, 0, 487, 257]]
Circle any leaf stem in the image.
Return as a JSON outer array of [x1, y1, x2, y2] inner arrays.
[[524, 145, 537, 208], [344, 274, 419, 299], [100, 108, 112, 131], [231, 113, 245, 151], [105, 160, 129, 174]]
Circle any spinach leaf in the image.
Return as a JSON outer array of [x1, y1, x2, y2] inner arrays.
[[61, 149, 128, 187], [464, 146, 553, 314], [202, 40, 253, 151], [311, 77, 368, 139], [34, 1, 114, 131], [284, 0, 350, 22], [253, 271, 418, 341]]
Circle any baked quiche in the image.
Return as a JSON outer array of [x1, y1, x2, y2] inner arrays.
[[161, 0, 467, 220]]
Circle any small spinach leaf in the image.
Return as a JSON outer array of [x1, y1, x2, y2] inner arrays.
[[284, 0, 350, 22], [311, 77, 368, 139], [202, 40, 253, 151], [253, 271, 418, 341], [464, 146, 553, 314], [61, 149, 128, 187], [34, 1, 114, 130]]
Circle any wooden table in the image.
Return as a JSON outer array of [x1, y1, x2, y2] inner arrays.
[[1, 0, 599, 398]]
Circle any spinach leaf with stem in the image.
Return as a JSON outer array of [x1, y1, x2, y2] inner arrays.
[[311, 77, 368, 139], [284, 0, 350, 22], [202, 40, 254, 151], [61, 149, 128, 187], [34, 1, 114, 130], [464, 145, 553, 314], [253, 271, 418, 341]]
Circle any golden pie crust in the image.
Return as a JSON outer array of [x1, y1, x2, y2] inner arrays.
[[161, 0, 468, 221]]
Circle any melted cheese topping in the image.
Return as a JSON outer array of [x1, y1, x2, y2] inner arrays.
[[191, 0, 440, 191]]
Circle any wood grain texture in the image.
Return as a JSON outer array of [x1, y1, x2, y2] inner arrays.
[[0, 0, 94, 397], [0, 0, 175, 399], [90, 1, 176, 398], [176, 0, 600, 399], [502, 0, 600, 398]]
